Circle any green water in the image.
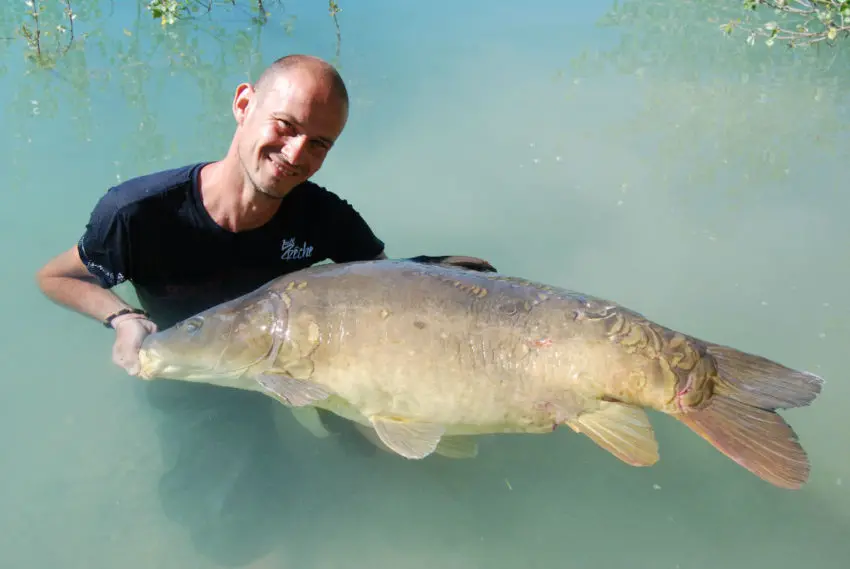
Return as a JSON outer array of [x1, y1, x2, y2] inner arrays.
[[1, 1, 848, 567]]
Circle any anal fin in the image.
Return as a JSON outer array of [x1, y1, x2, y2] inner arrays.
[[370, 416, 445, 459], [568, 401, 659, 467]]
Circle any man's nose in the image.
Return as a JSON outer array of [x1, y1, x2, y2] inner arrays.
[[282, 135, 309, 165]]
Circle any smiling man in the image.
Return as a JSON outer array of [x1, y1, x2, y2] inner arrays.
[[37, 54, 386, 372], [35, 54, 390, 566]]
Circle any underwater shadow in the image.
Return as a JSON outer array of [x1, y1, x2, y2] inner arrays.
[[271, 411, 850, 569], [137, 378, 378, 568]]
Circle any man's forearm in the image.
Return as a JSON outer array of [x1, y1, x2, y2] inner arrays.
[[36, 246, 139, 326], [38, 274, 135, 324]]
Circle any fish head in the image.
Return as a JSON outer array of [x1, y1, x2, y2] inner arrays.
[[137, 289, 286, 384]]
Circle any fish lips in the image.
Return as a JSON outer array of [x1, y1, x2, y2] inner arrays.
[[136, 337, 199, 380], [136, 343, 166, 380], [136, 339, 269, 382]]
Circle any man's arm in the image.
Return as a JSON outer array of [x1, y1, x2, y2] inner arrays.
[[36, 245, 156, 376], [36, 245, 138, 324], [37, 187, 158, 375]]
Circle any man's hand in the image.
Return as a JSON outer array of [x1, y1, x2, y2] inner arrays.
[[36, 246, 161, 377], [407, 254, 498, 273], [111, 315, 158, 376]]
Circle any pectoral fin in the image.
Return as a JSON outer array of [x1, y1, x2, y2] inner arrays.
[[289, 407, 332, 438], [255, 373, 331, 407], [435, 435, 479, 459], [370, 416, 445, 459], [567, 401, 659, 467]]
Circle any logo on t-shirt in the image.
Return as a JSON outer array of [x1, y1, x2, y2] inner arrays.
[[281, 237, 314, 261]]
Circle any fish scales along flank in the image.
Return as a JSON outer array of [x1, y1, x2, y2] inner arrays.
[[137, 258, 825, 490]]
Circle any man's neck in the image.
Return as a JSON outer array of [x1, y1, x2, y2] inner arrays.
[[198, 160, 284, 232]]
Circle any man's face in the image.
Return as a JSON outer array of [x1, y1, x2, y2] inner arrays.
[[233, 69, 348, 199]]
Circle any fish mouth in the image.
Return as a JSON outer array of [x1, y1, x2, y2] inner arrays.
[[136, 344, 266, 383], [136, 348, 164, 380], [136, 349, 223, 382], [137, 347, 199, 380]]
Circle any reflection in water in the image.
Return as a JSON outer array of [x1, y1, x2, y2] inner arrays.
[[140, 376, 379, 566], [146, 382, 290, 567]]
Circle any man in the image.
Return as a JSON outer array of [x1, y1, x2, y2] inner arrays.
[[37, 54, 387, 373], [37, 53, 494, 566], [35, 54, 391, 566]]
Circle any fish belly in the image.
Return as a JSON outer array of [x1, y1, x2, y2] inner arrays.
[[295, 270, 622, 435]]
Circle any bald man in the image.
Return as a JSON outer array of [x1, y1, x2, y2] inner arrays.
[[37, 54, 387, 373], [34, 55, 498, 565], [34, 54, 396, 564]]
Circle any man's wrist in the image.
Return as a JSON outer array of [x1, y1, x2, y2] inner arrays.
[[103, 308, 150, 329]]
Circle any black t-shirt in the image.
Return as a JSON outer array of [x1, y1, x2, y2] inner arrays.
[[78, 162, 385, 327]]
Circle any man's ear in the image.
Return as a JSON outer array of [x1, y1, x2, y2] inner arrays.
[[232, 83, 255, 125]]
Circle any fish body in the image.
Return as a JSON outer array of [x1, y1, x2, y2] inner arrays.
[[138, 258, 824, 489]]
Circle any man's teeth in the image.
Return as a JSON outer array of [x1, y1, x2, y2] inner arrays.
[[270, 156, 297, 175]]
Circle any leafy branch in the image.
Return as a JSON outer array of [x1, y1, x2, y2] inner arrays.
[[146, 0, 276, 26], [722, 0, 850, 47], [18, 0, 77, 67], [329, 0, 341, 59], [4, 1, 344, 71], [145, 0, 341, 56]]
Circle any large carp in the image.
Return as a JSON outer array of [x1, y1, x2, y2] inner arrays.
[[137, 257, 824, 489]]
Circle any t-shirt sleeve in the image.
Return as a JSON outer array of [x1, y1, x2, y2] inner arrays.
[[320, 191, 385, 263], [76, 188, 134, 288]]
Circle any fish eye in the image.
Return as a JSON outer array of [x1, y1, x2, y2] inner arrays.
[[184, 317, 204, 335]]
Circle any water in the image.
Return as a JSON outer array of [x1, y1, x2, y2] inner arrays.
[[2, 0, 848, 567]]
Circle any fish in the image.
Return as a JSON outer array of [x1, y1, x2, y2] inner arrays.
[[136, 256, 825, 490]]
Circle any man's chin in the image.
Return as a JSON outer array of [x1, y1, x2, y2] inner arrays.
[[255, 180, 299, 200]]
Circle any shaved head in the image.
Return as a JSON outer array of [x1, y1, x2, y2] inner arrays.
[[227, 53, 350, 200], [253, 54, 349, 110]]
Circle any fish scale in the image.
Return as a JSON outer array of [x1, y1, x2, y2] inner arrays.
[[138, 256, 825, 490]]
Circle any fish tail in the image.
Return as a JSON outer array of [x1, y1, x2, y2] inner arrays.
[[674, 344, 824, 490]]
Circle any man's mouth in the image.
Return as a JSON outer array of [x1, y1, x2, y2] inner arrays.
[[269, 155, 301, 177]]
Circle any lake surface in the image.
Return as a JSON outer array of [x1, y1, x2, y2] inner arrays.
[[1, 1, 848, 567]]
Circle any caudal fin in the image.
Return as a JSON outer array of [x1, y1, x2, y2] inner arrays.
[[706, 345, 823, 410], [676, 344, 824, 490]]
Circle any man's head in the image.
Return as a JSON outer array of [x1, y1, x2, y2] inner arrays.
[[230, 54, 349, 199]]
